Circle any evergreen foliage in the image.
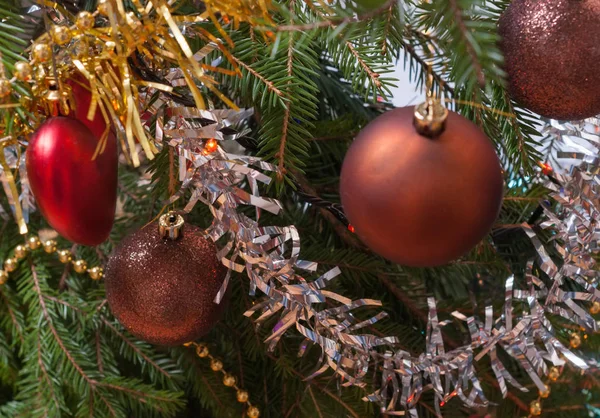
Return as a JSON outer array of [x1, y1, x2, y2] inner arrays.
[[0, 0, 596, 417]]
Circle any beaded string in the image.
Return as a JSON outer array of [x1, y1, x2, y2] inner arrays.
[[1, 237, 260, 416], [527, 366, 562, 417], [0, 235, 104, 284], [184, 341, 260, 418]]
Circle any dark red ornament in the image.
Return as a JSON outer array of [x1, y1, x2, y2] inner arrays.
[[26, 117, 118, 246], [499, 0, 600, 120], [104, 214, 227, 346], [340, 106, 503, 267]]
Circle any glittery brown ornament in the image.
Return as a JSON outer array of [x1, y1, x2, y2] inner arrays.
[[499, 0, 600, 120], [340, 104, 503, 267], [105, 213, 227, 346]]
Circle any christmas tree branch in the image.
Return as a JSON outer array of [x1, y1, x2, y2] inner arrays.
[[31, 264, 96, 386], [42, 294, 173, 381], [447, 0, 485, 88], [293, 170, 361, 246], [36, 336, 60, 413], [308, 386, 324, 418], [101, 319, 173, 381], [265, 352, 360, 418], [96, 331, 104, 375], [199, 372, 226, 409], [29, 262, 119, 417], [276, 19, 295, 178], [267, 0, 396, 32], [0, 287, 23, 345], [230, 55, 285, 99], [345, 42, 382, 91], [101, 382, 174, 404], [381, 3, 395, 57]]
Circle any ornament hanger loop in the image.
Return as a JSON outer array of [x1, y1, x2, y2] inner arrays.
[[159, 211, 185, 240], [413, 63, 448, 138]]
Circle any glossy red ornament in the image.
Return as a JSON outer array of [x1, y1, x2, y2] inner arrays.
[[499, 0, 600, 120], [66, 76, 111, 140], [340, 106, 504, 267], [26, 116, 118, 246], [105, 216, 227, 346]]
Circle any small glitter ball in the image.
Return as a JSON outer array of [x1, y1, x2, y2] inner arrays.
[[499, 0, 600, 120], [105, 221, 227, 346]]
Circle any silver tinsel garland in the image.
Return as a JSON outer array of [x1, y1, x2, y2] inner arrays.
[[143, 93, 600, 416], [3, 2, 597, 415]]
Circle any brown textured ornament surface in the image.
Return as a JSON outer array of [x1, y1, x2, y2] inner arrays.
[[105, 222, 227, 346], [498, 0, 600, 120], [340, 106, 503, 267]]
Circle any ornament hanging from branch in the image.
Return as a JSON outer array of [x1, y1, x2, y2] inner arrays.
[[26, 115, 118, 246], [105, 212, 227, 346], [339, 97, 503, 266], [144, 95, 600, 416]]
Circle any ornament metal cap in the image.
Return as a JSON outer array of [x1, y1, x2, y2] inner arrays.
[[413, 97, 448, 138], [159, 212, 185, 240]]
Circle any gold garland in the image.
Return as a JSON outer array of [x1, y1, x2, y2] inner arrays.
[[0, 0, 274, 234], [0, 236, 259, 417], [0, 235, 103, 284], [184, 341, 261, 418], [527, 366, 562, 417]]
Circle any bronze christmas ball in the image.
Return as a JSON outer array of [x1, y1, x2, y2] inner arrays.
[[340, 106, 504, 267], [105, 217, 227, 346], [498, 0, 600, 120]]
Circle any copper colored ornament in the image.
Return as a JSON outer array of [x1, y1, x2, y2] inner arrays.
[[340, 105, 503, 267], [499, 0, 600, 120], [105, 214, 227, 346], [26, 117, 118, 246]]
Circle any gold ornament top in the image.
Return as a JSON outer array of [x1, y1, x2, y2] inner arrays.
[[159, 212, 185, 240], [413, 97, 448, 138]]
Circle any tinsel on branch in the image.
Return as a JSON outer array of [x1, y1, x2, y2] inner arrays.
[[0, 0, 599, 417]]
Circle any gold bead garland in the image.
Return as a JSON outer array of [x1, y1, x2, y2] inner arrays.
[[14, 245, 28, 259], [13, 61, 32, 82], [73, 259, 88, 273], [57, 249, 73, 264], [75, 11, 95, 31], [43, 239, 57, 254], [569, 332, 582, 349], [184, 342, 260, 418], [27, 236, 41, 250], [529, 400, 542, 416], [548, 366, 560, 382], [0, 236, 104, 283], [0, 270, 8, 285], [526, 366, 563, 417]]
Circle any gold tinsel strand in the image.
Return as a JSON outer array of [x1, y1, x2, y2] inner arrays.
[[0, 0, 268, 167], [0, 0, 270, 233]]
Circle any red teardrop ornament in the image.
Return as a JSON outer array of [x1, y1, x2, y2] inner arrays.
[[27, 116, 118, 246], [66, 76, 110, 140]]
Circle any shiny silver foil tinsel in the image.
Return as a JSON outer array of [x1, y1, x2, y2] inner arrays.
[[141, 98, 600, 416], [10, 7, 598, 413]]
